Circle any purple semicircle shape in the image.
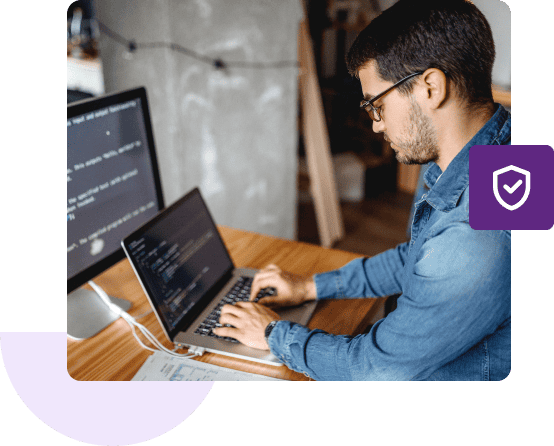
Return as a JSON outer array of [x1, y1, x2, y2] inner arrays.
[[0, 332, 213, 445]]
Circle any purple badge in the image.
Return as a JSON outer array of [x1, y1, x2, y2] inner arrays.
[[469, 145, 554, 230]]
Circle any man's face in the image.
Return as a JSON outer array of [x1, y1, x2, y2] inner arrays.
[[358, 62, 439, 165]]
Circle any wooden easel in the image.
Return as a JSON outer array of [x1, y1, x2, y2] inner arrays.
[[297, 17, 344, 248]]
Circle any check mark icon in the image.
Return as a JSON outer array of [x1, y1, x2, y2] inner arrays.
[[503, 179, 523, 194]]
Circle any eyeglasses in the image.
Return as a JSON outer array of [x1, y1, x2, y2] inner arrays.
[[359, 71, 424, 122]]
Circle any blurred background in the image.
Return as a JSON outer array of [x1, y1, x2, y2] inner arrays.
[[67, 0, 511, 258]]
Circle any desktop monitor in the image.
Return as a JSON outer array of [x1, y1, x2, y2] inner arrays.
[[67, 87, 164, 339]]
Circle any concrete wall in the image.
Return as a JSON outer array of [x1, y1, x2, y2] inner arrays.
[[472, 0, 511, 88], [95, 0, 302, 239]]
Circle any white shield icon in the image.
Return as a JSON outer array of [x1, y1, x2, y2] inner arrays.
[[493, 165, 531, 211]]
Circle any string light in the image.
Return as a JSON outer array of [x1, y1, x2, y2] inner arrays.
[[97, 20, 299, 71]]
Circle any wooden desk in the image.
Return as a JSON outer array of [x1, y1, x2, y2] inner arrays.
[[67, 226, 385, 381]]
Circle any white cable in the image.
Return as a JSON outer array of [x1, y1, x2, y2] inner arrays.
[[88, 281, 200, 359], [128, 321, 157, 353]]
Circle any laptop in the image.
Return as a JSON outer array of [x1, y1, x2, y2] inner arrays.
[[122, 187, 317, 365]]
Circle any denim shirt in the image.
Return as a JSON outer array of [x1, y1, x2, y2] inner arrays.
[[268, 105, 511, 380]]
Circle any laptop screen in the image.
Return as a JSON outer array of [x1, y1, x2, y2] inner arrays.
[[123, 188, 234, 337]]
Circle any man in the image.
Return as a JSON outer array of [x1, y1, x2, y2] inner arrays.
[[213, 0, 511, 380]]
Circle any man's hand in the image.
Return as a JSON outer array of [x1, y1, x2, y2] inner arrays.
[[249, 264, 316, 308], [213, 302, 281, 350]]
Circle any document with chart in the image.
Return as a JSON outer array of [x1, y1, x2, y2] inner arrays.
[[131, 351, 284, 381]]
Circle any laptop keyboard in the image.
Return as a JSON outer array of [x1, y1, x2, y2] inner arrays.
[[193, 276, 276, 343]]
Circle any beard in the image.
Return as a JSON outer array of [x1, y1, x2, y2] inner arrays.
[[386, 96, 439, 165]]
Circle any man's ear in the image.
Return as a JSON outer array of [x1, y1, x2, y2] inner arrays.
[[417, 68, 448, 110]]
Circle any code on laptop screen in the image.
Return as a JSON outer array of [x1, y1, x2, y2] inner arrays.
[[126, 191, 233, 329]]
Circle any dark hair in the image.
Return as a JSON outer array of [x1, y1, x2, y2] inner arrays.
[[346, 0, 496, 108]]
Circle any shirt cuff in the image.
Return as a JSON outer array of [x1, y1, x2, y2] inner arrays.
[[314, 269, 346, 299], [267, 320, 293, 365], [267, 320, 324, 378]]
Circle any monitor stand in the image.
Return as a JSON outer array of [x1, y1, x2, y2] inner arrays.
[[67, 288, 132, 340]]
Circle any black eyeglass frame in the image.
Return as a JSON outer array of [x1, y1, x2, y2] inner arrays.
[[359, 70, 435, 122]]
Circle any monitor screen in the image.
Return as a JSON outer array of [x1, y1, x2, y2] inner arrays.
[[67, 87, 164, 292]]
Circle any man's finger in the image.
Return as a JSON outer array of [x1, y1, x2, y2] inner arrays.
[[255, 295, 281, 307], [212, 326, 240, 340], [218, 312, 241, 326], [219, 303, 247, 317], [250, 274, 275, 297], [233, 301, 255, 309], [250, 277, 278, 300]]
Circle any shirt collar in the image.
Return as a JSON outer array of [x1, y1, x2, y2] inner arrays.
[[423, 104, 510, 212]]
